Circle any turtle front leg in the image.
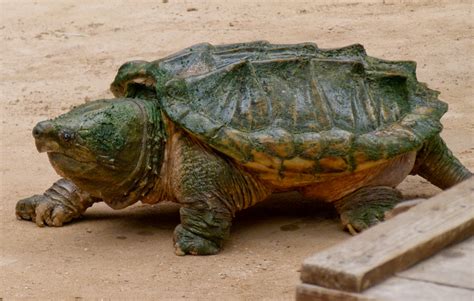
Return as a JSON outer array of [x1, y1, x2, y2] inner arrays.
[[170, 134, 270, 256], [174, 207, 232, 256], [16, 178, 98, 227], [334, 186, 402, 234]]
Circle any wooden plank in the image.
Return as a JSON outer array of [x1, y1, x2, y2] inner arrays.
[[296, 278, 474, 301], [296, 283, 373, 301], [396, 236, 474, 289], [364, 276, 474, 301], [300, 178, 474, 292], [297, 237, 474, 301]]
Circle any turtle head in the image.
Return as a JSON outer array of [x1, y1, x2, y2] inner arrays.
[[32, 98, 165, 208]]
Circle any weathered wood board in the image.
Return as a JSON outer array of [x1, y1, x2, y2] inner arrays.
[[300, 178, 474, 292], [296, 283, 375, 301], [397, 236, 474, 289], [363, 274, 473, 301], [297, 274, 473, 301], [297, 233, 474, 301]]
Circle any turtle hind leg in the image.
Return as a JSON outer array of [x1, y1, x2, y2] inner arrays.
[[334, 186, 402, 234], [413, 135, 472, 189]]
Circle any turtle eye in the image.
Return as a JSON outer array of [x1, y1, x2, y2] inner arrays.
[[60, 130, 74, 143]]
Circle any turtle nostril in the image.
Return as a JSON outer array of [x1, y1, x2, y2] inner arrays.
[[32, 127, 41, 138], [32, 121, 54, 139]]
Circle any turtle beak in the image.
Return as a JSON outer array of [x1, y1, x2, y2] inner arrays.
[[32, 120, 60, 153]]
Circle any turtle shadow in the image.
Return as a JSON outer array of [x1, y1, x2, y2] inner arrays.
[[81, 202, 180, 231], [236, 192, 337, 220], [79, 192, 337, 233], [233, 192, 338, 234]]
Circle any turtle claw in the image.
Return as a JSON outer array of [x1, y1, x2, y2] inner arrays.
[[336, 186, 403, 234], [16, 194, 76, 227], [16, 195, 44, 223], [346, 224, 359, 236], [173, 225, 221, 256], [340, 212, 377, 234]]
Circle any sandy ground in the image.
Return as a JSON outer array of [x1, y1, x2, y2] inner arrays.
[[0, 0, 472, 300]]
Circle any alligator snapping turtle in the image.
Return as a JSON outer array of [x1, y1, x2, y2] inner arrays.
[[16, 41, 472, 255]]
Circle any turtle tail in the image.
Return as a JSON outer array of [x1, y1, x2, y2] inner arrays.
[[412, 135, 472, 189]]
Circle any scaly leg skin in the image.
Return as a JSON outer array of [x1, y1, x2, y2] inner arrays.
[[16, 178, 98, 227], [413, 135, 472, 189], [334, 186, 403, 235], [171, 134, 270, 256], [174, 208, 232, 256]]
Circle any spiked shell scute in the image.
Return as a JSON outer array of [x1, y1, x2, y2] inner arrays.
[[111, 41, 447, 176]]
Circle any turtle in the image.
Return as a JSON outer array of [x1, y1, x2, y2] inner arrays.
[[16, 41, 472, 255]]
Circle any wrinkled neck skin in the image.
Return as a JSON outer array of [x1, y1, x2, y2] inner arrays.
[[108, 99, 166, 209], [139, 114, 178, 206]]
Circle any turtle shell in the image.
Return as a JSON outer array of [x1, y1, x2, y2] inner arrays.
[[111, 41, 369, 97], [111, 41, 447, 178]]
